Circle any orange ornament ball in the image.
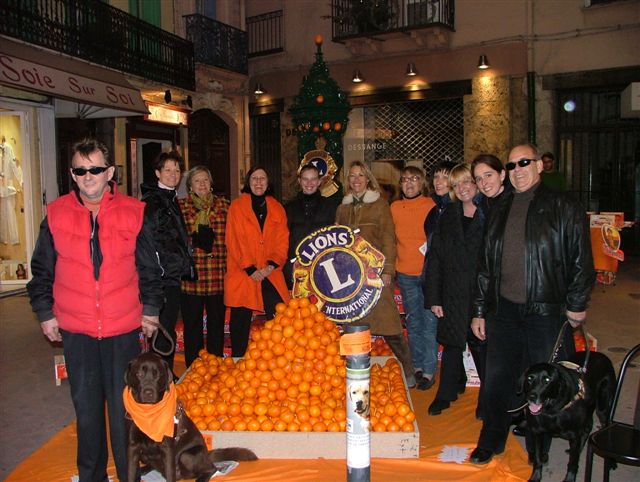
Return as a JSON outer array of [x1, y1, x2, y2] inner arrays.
[[312, 125, 320, 133], [334, 122, 342, 131], [322, 122, 331, 131], [314, 35, 323, 45], [316, 95, 324, 104]]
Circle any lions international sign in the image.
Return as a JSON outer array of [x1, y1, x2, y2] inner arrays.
[[292, 225, 384, 323]]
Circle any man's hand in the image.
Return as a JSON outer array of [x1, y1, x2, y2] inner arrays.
[[431, 305, 444, 318], [141, 315, 160, 337], [41, 318, 62, 342], [250, 270, 265, 282], [381, 274, 392, 287], [566, 310, 586, 328], [471, 317, 486, 341]]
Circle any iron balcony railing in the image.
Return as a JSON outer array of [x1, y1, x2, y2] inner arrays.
[[331, 0, 455, 41], [247, 10, 283, 58], [185, 14, 248, 75], [0, 0, 195, 90]]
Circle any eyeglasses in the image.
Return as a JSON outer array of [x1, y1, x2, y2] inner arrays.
[[71, 166, 110, 176], [400, 175, 421, 183], [505, 158, 535, 171]]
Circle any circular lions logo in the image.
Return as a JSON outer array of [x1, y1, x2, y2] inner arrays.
[[292, 225, 384, 323]]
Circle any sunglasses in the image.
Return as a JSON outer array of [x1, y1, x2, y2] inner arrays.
[[71, 166, 110, 176], [505, 158, 535, 171]]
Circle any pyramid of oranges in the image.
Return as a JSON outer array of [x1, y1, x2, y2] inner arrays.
[[175, 297, 415, 433]]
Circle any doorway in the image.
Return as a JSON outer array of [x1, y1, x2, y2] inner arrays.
[[188, 109, 231, 198]]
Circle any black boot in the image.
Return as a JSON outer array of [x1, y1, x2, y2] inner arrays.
[[384, 334, 416, 388]]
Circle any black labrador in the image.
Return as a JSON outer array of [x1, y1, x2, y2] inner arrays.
[[519, 351, 616, 482], [124, 352, 257, 482]]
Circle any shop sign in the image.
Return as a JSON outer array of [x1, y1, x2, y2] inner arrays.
[[292, 225, 384, 323], [0, 53, 147, 114], [145, 103, 189, 125]]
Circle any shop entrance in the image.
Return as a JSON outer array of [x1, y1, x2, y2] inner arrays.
[[0, 110, 31, 284]]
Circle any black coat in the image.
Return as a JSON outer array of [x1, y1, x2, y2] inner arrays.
[[425, 202, 485, 348], [473, 183, 594, 318], [141, 183, 193, 287], [284, 191, 339, 288]]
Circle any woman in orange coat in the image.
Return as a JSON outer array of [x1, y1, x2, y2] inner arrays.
[[225, 166, 290, 356]]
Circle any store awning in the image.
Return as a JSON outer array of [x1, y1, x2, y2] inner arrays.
[[0, 38, 148, 116]]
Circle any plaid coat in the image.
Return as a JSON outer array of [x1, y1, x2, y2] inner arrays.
[[179, 194, 230, 295]]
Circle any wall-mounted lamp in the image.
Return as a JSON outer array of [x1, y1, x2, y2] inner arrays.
[[164, 89, 172, 103], [405, 62, 418, 77], [477, 54, 490, 70], [352, 69, 364, 83], [254, 83, 266, 95]]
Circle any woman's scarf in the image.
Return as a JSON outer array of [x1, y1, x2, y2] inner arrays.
[[191, 191, 213, 229], [122, 382, 177, 442]]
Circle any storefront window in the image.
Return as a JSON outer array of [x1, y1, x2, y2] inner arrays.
[[0, 111, 28, 284]]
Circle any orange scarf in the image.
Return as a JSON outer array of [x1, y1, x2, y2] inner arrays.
[[123, 383, 177, 442]]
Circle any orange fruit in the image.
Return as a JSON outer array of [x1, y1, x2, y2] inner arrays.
[[312, 421, 327, 432], [260, 419, 274, 431], [247, 419, 261, 431]]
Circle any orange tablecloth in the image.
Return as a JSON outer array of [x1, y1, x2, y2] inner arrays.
[[8, 356, 530, 481]]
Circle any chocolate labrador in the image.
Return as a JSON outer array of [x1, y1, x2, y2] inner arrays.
[[518, 351, 616, 482], [124, 352, 257, 482]]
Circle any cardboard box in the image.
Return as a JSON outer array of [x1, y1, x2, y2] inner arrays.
[[194, 357, 419, 459]]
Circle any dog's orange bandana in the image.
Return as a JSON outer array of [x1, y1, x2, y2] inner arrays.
[[123, 383, 177, 442]]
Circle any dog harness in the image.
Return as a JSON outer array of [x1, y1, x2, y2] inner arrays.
[[557, 361, 586, 411]]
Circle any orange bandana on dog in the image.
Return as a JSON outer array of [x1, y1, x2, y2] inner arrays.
[[123, 383, 177, 442]]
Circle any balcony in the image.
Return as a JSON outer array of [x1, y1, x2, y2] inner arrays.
[[0, 0, 195, 90], [247, 10, 284, 58], [185, 14, 248, 75], [330, 0, 455, 42]]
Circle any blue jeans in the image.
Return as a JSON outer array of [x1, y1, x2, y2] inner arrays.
[[396, 272, 439, 376]]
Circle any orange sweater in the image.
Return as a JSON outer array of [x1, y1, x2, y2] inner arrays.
[[390, 195, 436, 276]]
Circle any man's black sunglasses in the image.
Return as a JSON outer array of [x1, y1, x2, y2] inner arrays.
[[71, 166, 110, 176], [505, 158, 535, 171]]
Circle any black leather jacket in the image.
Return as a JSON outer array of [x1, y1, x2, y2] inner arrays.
[[473, 183, 594, 318], [141, 183, 193, 287]]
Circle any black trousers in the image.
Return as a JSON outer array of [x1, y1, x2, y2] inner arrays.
[[229, 279, 282, 357], [153, 284, 181, 370], [61, 328, 140, 482], [434, 344, 466, 401], [180, 292, 225, 367], [469, 340, 487, 417], [477, 297, 574, 453]]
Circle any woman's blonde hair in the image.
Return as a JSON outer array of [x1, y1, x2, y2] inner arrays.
[[343, 161, 381, 195], [448, 163, 475, 201]]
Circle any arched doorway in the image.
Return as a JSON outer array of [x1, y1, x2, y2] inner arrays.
[[188, 109, 231, 198]]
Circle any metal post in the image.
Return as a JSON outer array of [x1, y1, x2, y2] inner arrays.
[[344, 324, 371, 482]]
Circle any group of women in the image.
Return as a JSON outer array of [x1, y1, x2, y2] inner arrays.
[[416, 154, 511, 418], [142, 154, 290, 370], [142, 148, 514, 415]]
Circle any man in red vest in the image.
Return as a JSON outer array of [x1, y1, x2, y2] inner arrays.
[[28, 138, 163, 482]]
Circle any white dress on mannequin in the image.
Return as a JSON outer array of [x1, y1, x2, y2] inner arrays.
[[0, 142, 23, 244]]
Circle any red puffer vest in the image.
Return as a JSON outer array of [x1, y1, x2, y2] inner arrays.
[[47, 190, 144, 338]]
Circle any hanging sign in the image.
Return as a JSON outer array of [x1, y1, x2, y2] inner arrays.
[[292, 225, 384, 323]]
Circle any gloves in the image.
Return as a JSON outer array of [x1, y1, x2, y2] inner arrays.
[[192, 225, 214, 253]]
